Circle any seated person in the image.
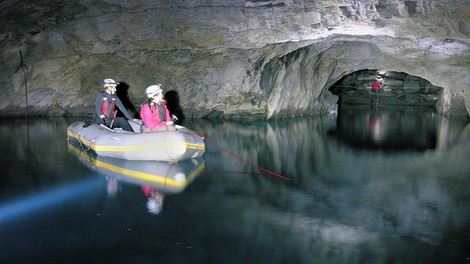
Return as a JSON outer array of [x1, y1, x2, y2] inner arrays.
[[140, 84, 175, 132], [94, 78, 137, 132]]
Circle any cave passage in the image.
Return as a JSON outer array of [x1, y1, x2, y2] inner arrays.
[[329, 69, 441, 107]]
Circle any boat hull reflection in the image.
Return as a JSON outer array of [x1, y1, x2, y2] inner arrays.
[[68, 142, 205, 194]]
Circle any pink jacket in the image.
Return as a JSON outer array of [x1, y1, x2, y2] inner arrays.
[[140, 101, 171, 128]]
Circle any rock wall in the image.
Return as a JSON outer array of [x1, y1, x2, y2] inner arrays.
[[1, 0, 469, 118]]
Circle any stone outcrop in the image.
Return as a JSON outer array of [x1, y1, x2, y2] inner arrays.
[[1, 0, 469, 118]]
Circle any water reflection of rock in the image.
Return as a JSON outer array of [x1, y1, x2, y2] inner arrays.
[[329, 105, 444, 151], [186, 113, 469, 247], [0, 117, 80, 187]]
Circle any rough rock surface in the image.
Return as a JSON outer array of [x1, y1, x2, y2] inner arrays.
[[1, 0, 469, 119]]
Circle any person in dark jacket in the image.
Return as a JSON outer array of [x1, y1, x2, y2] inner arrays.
[[94, 78, 137, 132]]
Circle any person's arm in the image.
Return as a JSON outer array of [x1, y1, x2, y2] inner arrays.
[[140, 104, 151, 127], [114, 97, 134, 120], [163, 103, 173, 125], [95, 93, 104, 117]]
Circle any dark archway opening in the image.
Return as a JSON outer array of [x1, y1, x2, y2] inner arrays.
[[329, 69, 442, 107], [327, 70, 444, 151]]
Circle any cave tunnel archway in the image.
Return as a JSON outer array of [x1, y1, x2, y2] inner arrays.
[[328, 69, 442, 108], [261, 38, 469, 119]]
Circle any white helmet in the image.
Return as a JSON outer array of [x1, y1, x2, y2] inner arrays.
[[145, 84, 163, 98], [102, 78, 118, 87]]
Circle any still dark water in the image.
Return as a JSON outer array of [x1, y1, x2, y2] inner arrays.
[[1, 106, 469, 264]]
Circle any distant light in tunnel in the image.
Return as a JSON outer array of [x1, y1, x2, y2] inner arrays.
[[378, 70, 387, 76]]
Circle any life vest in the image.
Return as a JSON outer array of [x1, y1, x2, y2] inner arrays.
[[101, 92, 116, 118], [144, 99, 167, 122]]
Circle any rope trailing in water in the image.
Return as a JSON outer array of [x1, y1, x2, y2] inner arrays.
[[190, 130, 293, 181], [51, 102, 470, 236], [192, 130, 470, 236]]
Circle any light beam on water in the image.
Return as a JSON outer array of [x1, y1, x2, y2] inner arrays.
[[0, 177, 103, 224]]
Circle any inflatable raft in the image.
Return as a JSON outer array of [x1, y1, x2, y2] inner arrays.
[[67, 121, 205, 162], [68, 142, 205, 194]]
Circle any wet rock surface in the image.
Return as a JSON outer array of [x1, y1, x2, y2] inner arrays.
[[1, 0, 469, 118]]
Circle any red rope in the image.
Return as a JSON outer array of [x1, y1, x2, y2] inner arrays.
[[192, 130, 470, 236], [201, 135, 293, 181]]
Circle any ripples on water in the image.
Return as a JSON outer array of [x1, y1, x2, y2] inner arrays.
[[0, 106, 469, 263]]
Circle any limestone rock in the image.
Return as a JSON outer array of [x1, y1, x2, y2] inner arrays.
[[0, 0, 469, 118]]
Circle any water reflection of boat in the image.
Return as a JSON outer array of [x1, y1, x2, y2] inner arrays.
[[67, 142, 205, 194], [67, 121, 205, 162]]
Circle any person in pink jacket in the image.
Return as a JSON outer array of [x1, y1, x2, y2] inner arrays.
[[140, 84, 175, 132], [371, 79, 382, 105]]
